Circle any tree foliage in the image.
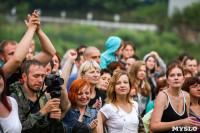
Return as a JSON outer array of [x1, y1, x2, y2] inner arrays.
[[0, 0, 140, 13], [132, 1, 170, 31], [171, 1, 200, 30], [1, 22, 199, 62]]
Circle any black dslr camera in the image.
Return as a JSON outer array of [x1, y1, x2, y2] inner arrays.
[[44, 74, 64, 98]]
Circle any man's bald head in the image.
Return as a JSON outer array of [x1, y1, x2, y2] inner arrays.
[[83, 46, 101, 64]]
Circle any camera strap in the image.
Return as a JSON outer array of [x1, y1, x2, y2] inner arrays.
[[25, 82, 46, 118]]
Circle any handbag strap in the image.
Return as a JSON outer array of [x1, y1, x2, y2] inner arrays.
[[72, 121, 83, 133]]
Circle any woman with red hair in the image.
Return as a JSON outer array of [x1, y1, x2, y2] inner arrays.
[[0, 67, 22, 132], [62, 79, 103, 133]]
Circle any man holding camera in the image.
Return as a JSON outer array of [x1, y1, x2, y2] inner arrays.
[[10, 60, 65, 133]]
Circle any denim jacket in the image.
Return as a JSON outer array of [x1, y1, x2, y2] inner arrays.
[[62, 105, 98, 133]]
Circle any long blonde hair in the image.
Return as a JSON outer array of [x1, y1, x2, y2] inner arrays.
[[129, 61, 151, 97], [106, 70, 132, 109]]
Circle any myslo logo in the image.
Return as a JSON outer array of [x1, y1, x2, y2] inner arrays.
[[172, 126, 197, 131]]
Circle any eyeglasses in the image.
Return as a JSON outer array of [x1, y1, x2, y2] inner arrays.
[[190, 84, 200, 89], [130, 95, 137, 99]]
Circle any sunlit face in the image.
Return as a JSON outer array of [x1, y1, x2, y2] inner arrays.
[[137, 65, 146, 80], [115, 75, 130, 96], [76, 85, 91, 108], [23, 65, 45, 93], [86, 50, 101, 65], [146, 57, 156, 70], [0, 75, 4, 95], [1, 43, 17, 63], [189, 83, 200, 98], [99, 73, 111, 91], [125, 58, 136, 72], [52, 55, 59, 74], [82, 67, 100, 86], [185, 59, 197, 76], [122, 45, 134, 59], [167, 67, 185, 89]]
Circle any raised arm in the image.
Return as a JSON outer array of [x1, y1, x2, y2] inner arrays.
[[150, 51, 166, 77], [32, 10, 56, 67], [60, 50, 77, 117], [3, 13, 38, 79]]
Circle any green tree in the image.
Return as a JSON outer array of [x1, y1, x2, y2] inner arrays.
[[171, 2, 200, 30], [132, 1, 170, 31], [171, 2, 200, 42], [102, 0, 140, 13]]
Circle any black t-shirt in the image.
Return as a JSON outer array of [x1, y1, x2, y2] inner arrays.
[[28, 99, 41, 114], [7, 71, 23, 95], [88, 88, 106, 107]]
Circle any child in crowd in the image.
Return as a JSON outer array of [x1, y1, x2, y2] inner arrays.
[[100, 36, 124, 69]]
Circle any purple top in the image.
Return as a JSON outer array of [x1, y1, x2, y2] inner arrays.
[[189, 113, 200, 133]]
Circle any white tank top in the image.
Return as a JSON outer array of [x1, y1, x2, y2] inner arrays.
[[0, 96, 22, 133]]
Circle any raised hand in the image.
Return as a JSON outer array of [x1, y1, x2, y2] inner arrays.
[[150, 51, 159, 59], [24, 10, 40, 32], [67, 50, 77, 60], [92, 99, 102, 110], [32, 10, 40, 32]]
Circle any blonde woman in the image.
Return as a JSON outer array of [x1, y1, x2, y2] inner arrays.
[[78, 60, 106, 110], [129, 61, 151, 116], [100, 70, 144, 133]]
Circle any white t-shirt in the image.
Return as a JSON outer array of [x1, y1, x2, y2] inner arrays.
[[100, 101, 139, 133], [0, 96, 22, 133]]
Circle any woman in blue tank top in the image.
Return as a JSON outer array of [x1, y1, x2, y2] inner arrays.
[[150, 63, 200, 132]]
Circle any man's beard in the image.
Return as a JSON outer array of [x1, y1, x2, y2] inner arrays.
[[27, 78, 40, 93]]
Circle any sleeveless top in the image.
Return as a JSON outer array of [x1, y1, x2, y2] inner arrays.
[[156, 90, 189, 133], [0, 97, 22, 133]]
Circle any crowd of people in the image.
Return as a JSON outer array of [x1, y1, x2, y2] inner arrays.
[[0, 10, 200, 133]]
